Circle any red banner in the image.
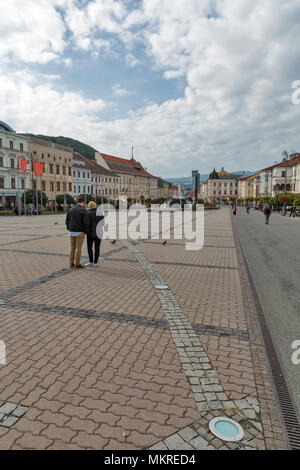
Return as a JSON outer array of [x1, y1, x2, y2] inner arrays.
[[33, 161, 44, 177], [17, 157, 28, 174]]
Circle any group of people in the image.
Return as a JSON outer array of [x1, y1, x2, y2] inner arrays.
[[232, 203, 272, 224], [66, 198, 104, 269], [231, 202, 298, 224]]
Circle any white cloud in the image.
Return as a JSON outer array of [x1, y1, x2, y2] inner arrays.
[[2, 0, 300, 177], [0, 66, 110, 136], [112, 84, 133, 97], [0, 0, 67, 64]]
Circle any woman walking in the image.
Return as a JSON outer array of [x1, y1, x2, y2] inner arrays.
[[86, 201, 104, 267]]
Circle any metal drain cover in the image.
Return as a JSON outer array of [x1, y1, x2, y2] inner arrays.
[[155, 285, 169, 290]]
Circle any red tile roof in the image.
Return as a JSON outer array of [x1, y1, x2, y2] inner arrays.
[[261, 155, 300, 171], [99, 152, 156, 178], [73, 152, 113, 175]]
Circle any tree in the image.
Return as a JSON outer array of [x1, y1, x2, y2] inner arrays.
[[79, 194, 93, 203], [21, 189, 48, 206], [293, 194, 300, 207], [56, 194, 75, 206]]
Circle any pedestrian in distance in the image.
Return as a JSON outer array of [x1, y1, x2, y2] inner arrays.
[[289, 205, 297, 218], [246, 204, 250, 214], [85, 201, 104, 267], [263, 203, 271, 224], [66, 197, 89, 269], [232, 205, 237, 216]]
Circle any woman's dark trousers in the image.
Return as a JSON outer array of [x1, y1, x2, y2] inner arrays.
[[87, 237, 101, 264]]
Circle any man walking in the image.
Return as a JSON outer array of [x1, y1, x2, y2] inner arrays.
[[66, 198, 89, 269], [289, 205, 297, 218], [263, 203, 271, 225]]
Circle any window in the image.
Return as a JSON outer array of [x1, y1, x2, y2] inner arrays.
[[0, 157, 3, 167], [74, 186, 77, 193], [69, 183, 72, 192], [56, 165, 60, 175], [63, 182, 66, 191], [33, 181, 37, 190], [0, 178, 4, 189], [282, 171, 286, 177], [21, 179, 25, 190], [50, 182, 54, 191], [0, 139, 2, 147], [11, 178, 16, 189], [56, 182, 60, 191], [68, 167, 71, 176], [20, 143, 24, 152], [73, 171, 76, 178], [10, 159, 14, 168], [42, 181, 46, 191], [83, 186, 86, 193], [83, 172, 85, 179], [63, 166, 66, 176], [78, 186, 81, 194], [49, 164, 53, 174], [78, 171, 80, 178], [10, 140, 13, 149]]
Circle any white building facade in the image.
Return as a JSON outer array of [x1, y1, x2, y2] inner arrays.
[[0, 121, 30, 209], [73, 152, 92, 198]]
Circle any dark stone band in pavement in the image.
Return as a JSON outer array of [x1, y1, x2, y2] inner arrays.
[[0, 297, 249, 341]]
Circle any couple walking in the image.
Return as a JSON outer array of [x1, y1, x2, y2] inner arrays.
[[66, 198, 104, 269]]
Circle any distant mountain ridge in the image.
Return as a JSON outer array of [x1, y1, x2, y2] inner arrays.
[[25, 134, 97, 161]]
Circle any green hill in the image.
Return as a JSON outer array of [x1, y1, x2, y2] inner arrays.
[[25, 134, 97, 160]]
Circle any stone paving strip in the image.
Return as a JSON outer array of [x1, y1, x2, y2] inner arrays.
[[0, 403, 29, 428], [123, 240, 265, 450]]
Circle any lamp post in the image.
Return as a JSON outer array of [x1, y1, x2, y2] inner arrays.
[[63, 173, 66, 212], [54, 166, 57, 212]]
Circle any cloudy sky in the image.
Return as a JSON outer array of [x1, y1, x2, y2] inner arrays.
[[1, 0, 300, 177]]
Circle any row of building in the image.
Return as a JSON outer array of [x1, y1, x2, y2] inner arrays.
[[0, 121, 180, 209], [196, 154, 300, 204]]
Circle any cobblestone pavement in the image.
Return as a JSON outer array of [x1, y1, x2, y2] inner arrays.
[[0, 209, 287, 450]]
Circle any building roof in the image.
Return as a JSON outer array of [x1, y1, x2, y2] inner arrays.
[[261, 154, 300, 172], [73, 152, 114, 176], [209, 169, 219, 179], [0, 121, 15, 133], [27, 136, 73, 153], [208, 168, 239, 180], [274, 156, 300, 167], [88, 159, 115, 176], [99, 152, 156, 178]]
